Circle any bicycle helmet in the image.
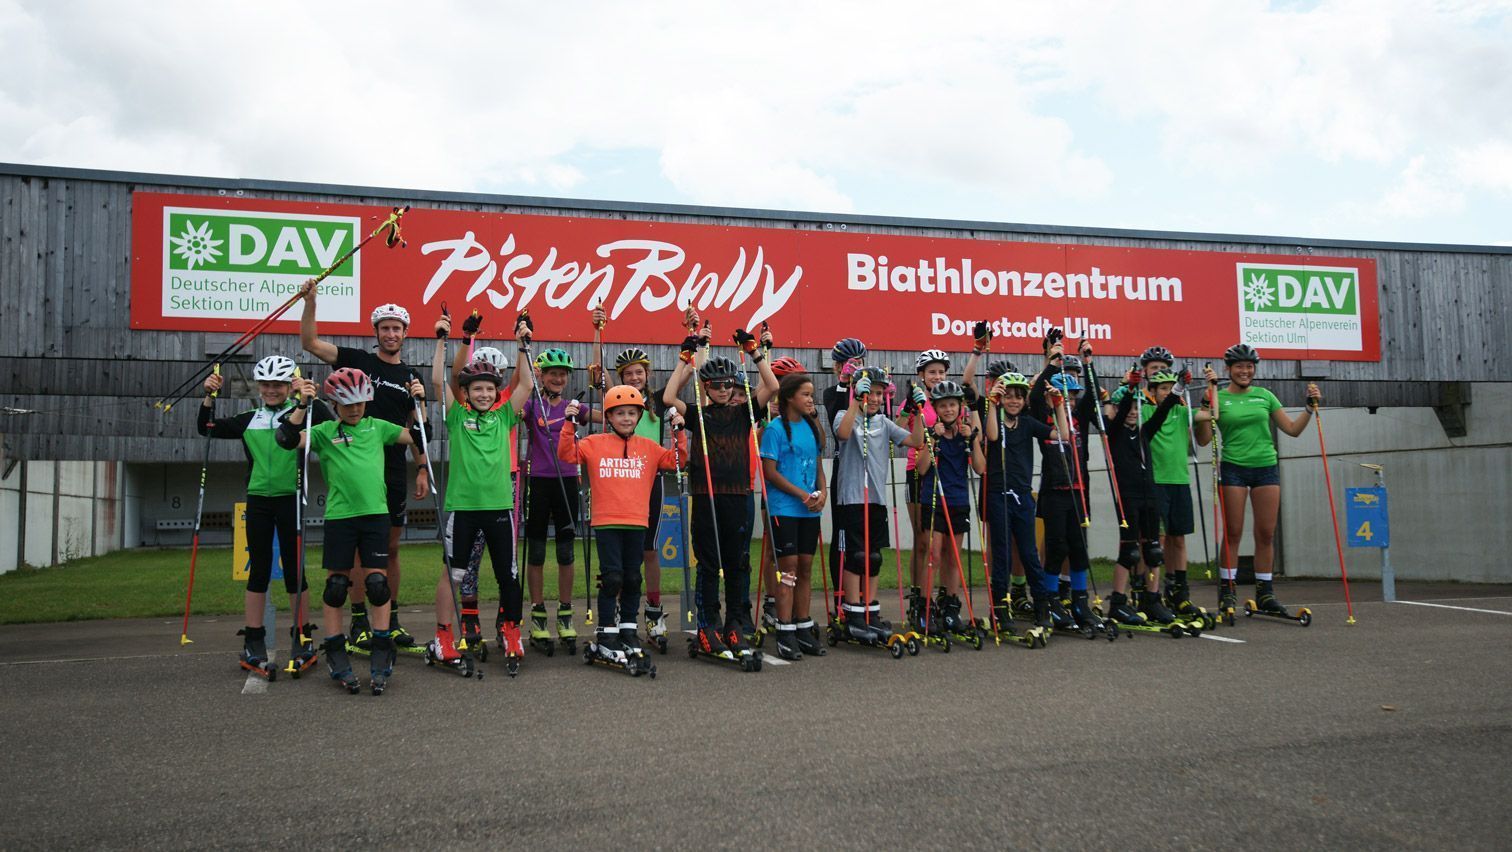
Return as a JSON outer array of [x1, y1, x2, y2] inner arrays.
[[1000, 372, 1031, 391], [929, 380, 966, 402], [986, 359, 1017, 379], [1049, 373, 1083, 393], [603, 385, 646, 412], [459, 359, 504, 387], [534, 348, 574, 371], [916, 349, 951, 372], [698, 356, 740, 382], [252, 355, 297, 383], [1140, 345, 1174, 368], [472, 347, 507, 369], [370, 303, 410, 328], [1062, 354, 1083, 373], [614, 347, 652, 374], [1149, 370, 1179, 386], [831, 337, 866, 364], [323, 368, 374, 404], [771, 356, 806, 377], [1224, 343, 1261, 365]]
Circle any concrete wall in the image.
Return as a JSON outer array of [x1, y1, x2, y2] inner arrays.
[[0, 459, 126, 573]]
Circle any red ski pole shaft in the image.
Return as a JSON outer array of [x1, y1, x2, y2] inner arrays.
[[1312, 402, 1356, 624], [179, 365, 219, 644]]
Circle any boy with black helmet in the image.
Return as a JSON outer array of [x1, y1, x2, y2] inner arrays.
[[821, 337, 867, 596]]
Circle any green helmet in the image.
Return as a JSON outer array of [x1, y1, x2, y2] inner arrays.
[[534, 348, 574, 371], [1149, 370, 1178, 385], [999, 372, 1031, 391]]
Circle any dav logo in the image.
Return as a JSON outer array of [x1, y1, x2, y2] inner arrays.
[[1236, 263, 1362, 353], [161, 207, 362, 323]]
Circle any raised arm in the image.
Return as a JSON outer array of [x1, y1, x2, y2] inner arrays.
[[299, 280, 340, 365]]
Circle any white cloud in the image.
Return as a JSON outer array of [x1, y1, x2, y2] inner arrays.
[[1453, 141, 1512, 194]]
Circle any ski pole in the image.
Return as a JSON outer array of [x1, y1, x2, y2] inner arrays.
[[920, 435, 942, 642], [1208, 365, 1233, 603], [179, 364, 218, 645], [1083, 360, 1129, 529], [934, 468, 979, 634], [158, 207, 410, 412], [286, 367, 313, 672], [1310, 399, 1356, 625], [734, 328, 783, 625], [1182, 378, 1213, 579]]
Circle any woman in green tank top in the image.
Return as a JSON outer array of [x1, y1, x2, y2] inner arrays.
[[1203, 344, 1320, 617]]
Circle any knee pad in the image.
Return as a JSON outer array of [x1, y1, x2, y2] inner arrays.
[[599, 570, 623, 598], [868, 549, 883, 578], [364, 571, 391, 606], [1116, 541, 1140, 570], [555, 535, 576, 565], [1141, 541, 1165, 569], [527, 538, 547, 566], [842, 549, 866, 577], [322, 574, 351, 608]]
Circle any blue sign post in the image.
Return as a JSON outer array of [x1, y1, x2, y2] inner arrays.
[[657, 493, 694, 632], [1347, 474, 1392, 601]]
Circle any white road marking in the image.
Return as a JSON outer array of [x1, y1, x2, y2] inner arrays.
[[1200, 634, 1247, 644], [241, 672, 269, 694], [761, 654, 790, 666], [1395, 600, 1512, 617], [0, 651, 222, 667]]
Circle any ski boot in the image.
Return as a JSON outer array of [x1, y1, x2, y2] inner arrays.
[[734, 601, 764, 648], [238, 626, 277, 680], [323, 635, 360, 694], [388, 608, 416, 647], [1105, 592, 1147, 626], [643, 604, 669, 654], [620, 622, 656, 676], [586, 627, 628, 670], [722, 618, 763, 671], [499, 621, 523, 676], [347, 607, 373, 653], [1217, 581, 1239, 626], [1046, 596, 1077, 632], [1245, 581, 1313, 626], [1010, 584, 1034, 617], [1032, 597, 1056, 636], [556, 602, 578, 655], [936, 590, 983, 650], [905, 587, 950, 651], [774, 622, 804, 661], [1070, 590, 1119, 641], [369, 631, 396, 695], [423, 625, 476, 678], [987, 601, 1043, 648], [761, 595, 778, 632], [284, 623, 320, 678], [1138, 590, 1182, 626], [795, 617, 827, 657], [1164, 579, 1217, 631], [460, 606, 485, 662], [528, 603, 555, 656]]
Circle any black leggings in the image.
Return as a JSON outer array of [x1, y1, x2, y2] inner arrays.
[[524, 475, 579, 565], [245, 494, 305, 595], [451, 510, 522, 622], [691, 492, 751, 625], [1039, 490, 1090, 575], [595, 527, 645, 628]]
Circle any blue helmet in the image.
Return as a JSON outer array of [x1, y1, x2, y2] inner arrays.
[[1049, 373, 1083, 393]]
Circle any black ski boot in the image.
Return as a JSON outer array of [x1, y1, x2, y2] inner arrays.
[[761, 595, 778, 631], [733, 602, 759, 643], [619, 622, 644, 656], [1070, 590, 1112, 639], [695, 623, 732, 657], [1138, 590, 1177, 624], [323, 635, 360, 694], [388, 608, 415, 647], [1255, 581, 1289, 615], [459, 606, 483, 658], [775, 622, 804, 661], [1047, 595, 1076, 632], [1032, 596, 1055, 632], [591, 627, 626, 665], [1218, 580, 1239, 622], [369, 631, 396, 696], [723, 619, 754, 657], [239, 626, 276, 680], [348, 605, 372, 652], [1105, 592, 1145, 626], [1011, 583, 1034, 616], [937, 590, 969, 634], [795, 618, 826, 656], [287, 623, 319, 677], [844, 603, 882, 643]]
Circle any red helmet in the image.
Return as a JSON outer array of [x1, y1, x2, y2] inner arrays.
[[323, 368, 374, 404], [459, 359, 503, 387], [771, 356, 806, 377]]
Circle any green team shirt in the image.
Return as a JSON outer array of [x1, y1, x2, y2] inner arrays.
[[1216, 386, 1282, 468], [445, 400, 521, 511], [1141, 394, 1191, 485], [310, 417, 404, 520], [633, 408, 662, 443]]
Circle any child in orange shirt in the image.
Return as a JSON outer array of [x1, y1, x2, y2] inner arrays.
[[561, 386, 686, 671]]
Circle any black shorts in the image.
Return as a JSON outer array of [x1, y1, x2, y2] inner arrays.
[[769, 514, 821, 558], [384, 456, 407, 528], [525, 475, 581, 540], [1154, 483, 1195, 536], [1118, 497, 1162, 543], [323, 514, 390, 572], [928, 504, 971, 536]]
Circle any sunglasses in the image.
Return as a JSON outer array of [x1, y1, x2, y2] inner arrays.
[[706, 380, 738, 390]]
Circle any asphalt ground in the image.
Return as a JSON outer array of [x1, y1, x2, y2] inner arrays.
[[2, 580, 1510, 850]]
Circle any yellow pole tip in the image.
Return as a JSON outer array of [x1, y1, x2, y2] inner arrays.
[[179, 635, 193, 645], [1346, 617, 1357, 625]]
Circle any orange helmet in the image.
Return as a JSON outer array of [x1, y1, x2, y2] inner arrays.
[[603, 384, 645, 411], [771, 356, 806, 377]]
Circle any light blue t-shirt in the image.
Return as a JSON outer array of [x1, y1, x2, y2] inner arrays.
[[760, 417, 822, 518]]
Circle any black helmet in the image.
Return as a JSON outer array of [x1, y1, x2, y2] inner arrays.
[[986, 359, 1017, 379], [929, 380, 966, 402], [1139, 345, 1174, 367], [1061, 354, 1082, 373], [1224, 343, 1261, 365], [853, 366, 889, 387], [698, 356, 740, 382], [614, 347, 652, 373], [831, 337, 866, 364]]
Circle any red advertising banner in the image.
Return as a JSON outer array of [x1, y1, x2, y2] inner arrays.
[[131, 192, 1380, 360]]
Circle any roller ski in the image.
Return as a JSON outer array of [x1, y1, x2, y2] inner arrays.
[[423, 627, 477, 678], [237, 626, 278, 681], [1069, 590, 1120, 641], [1102, 592, 1192, 639], [933, 589, 987, 651], [1141, 589, 1203, 636], [584, 625, 657, 677], [283, 623, 320, 678], [986, 602, 1047, 649], [826, 602, 918, 659], [1164, 579, 1218, 631], [497, 621, 523, 676], [686, 622, 762, 672], [369, 633, 396, 695], [556, 603, 579, 655], [1217, 581, 1239, 627], [1244, 582, 1312, 626], [643, 604, 670, 655], [528, 603, 555, 657], [323, 635, 361, 694], [904, 587, 952, 652]]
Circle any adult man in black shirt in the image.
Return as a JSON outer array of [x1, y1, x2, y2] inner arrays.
[[301, 281, 430, 647]]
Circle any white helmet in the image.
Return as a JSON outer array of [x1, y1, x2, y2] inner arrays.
[[472, 346, 507, 369], [253, 355, 297, 383], [915, 349, 951, 372], [370, 303, 411, 328]]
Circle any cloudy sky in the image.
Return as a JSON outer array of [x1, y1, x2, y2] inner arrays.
[[3, 1, 1509, 245]]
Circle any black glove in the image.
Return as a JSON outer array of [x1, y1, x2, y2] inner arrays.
[[733, 328, 759, 354], [1042, 326, 1063, 353], [461, 311, 483, 338], [679, 335, 699, 364], [972, 320, 992, 350], [516, 310, 534, 332]]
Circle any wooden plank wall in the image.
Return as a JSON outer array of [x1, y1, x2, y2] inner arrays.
[[1, 172, 1506, 463]]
